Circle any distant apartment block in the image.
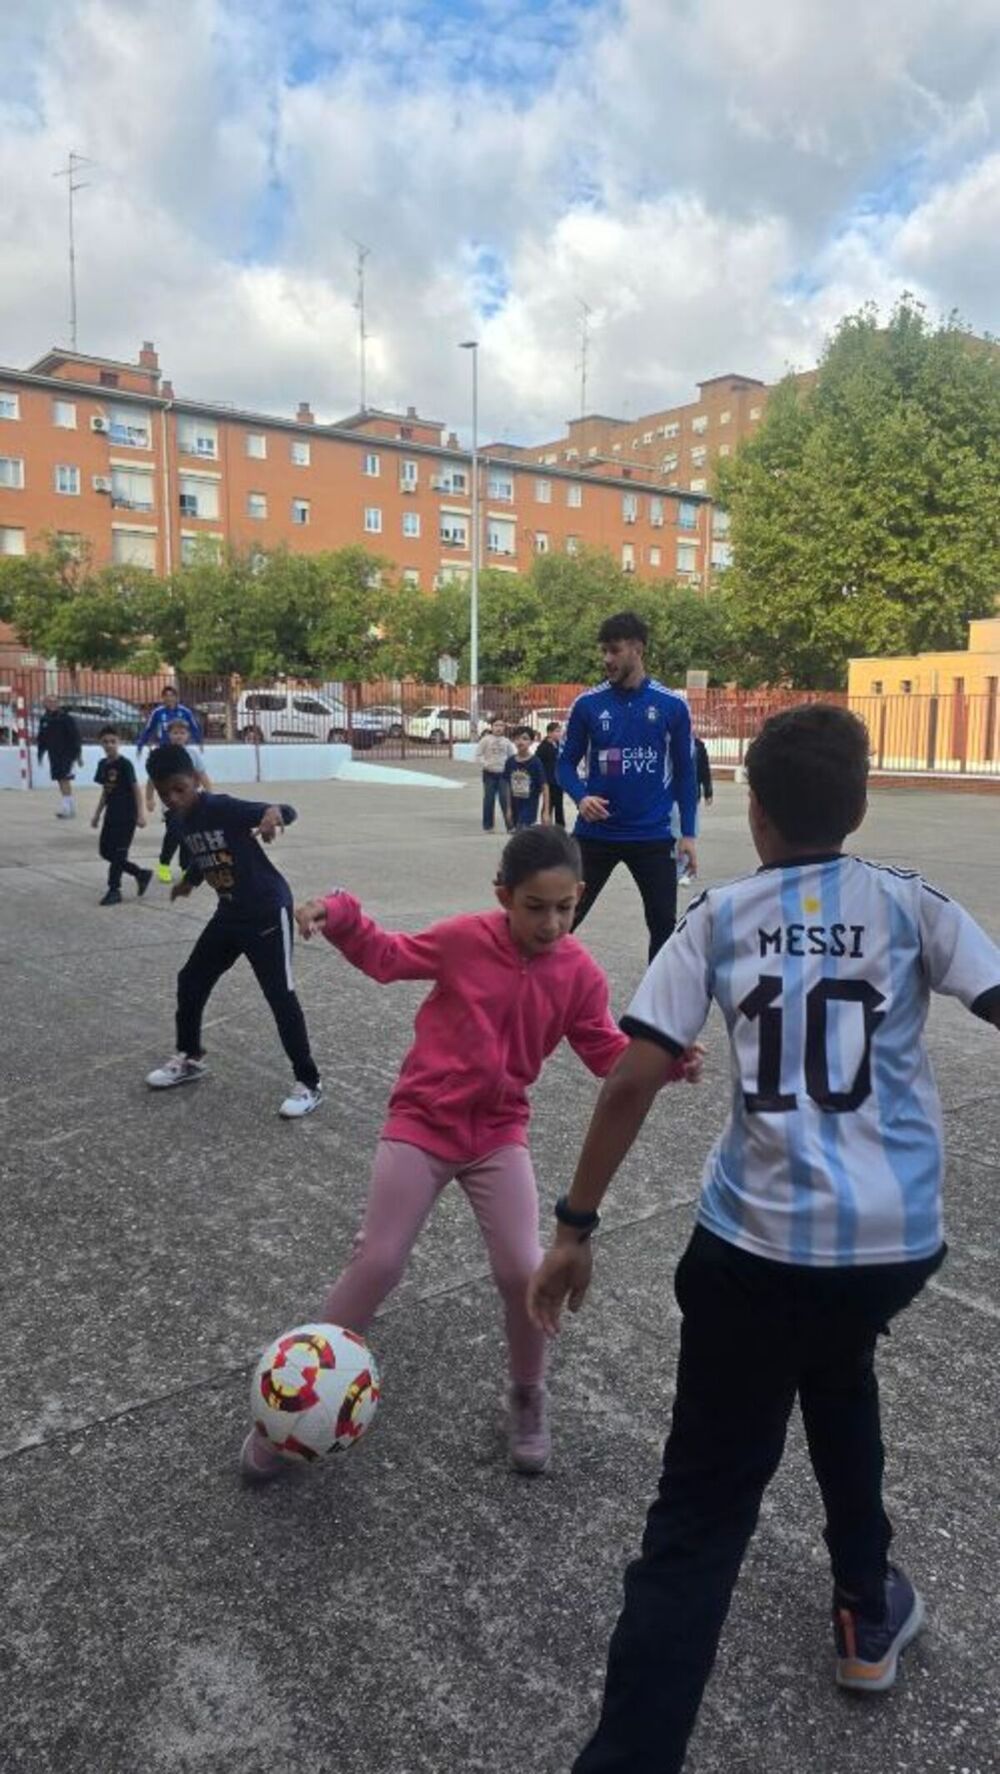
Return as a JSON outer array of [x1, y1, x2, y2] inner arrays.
[[0, 341, 749, 592]]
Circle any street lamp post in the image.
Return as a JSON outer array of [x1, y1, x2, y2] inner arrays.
[[459, 340, 479, 717]]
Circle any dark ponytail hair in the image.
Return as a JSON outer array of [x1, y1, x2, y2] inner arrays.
[[497, 825, 582, 889]]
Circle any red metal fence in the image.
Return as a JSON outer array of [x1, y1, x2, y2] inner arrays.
[[3, 668, 999, 780]]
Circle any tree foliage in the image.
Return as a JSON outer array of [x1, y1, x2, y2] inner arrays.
[[717, 298, 1000, 686]]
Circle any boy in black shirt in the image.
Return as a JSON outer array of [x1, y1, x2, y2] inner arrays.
[[534, 721, 565, 827], [503, 727, 549, 829], [92, 727, 152, 905], [144, 744, 322, 1120]]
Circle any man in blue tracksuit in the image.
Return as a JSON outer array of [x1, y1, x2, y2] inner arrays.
[[136, 684, 204, 754], [557, 611, 697, 960]]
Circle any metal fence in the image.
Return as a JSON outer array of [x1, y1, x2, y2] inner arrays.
[[3, 667, 999, 781]]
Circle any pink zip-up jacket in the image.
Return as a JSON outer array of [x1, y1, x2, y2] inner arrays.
[[321, 892, 629, 1163]]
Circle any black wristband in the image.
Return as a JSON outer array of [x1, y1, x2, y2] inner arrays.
[[554, 1194, 600, 1240]]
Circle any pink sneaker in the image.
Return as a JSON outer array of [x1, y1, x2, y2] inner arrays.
[[239, 1427, 295, 1484], [509, 1383, 551, 1473]]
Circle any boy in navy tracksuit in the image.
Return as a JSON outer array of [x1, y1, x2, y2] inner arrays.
[[558, 612, 697, 960], [144, 744, 322, 1120]]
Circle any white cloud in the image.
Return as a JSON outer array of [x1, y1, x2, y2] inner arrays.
[[1, 0, 998, 443]]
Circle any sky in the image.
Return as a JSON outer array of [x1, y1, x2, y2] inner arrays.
[[2, 0, 999, 444]]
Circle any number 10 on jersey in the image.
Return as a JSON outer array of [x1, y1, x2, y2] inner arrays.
[[739, 975, 886, 1114]]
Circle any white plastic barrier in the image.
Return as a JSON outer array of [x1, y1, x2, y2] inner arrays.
[[2, 741, 352, 791]]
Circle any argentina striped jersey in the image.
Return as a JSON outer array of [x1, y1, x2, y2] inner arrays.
[[622, 855, 1000, 1266]]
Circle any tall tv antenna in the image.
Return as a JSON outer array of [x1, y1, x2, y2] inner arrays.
[[53, 152, 93, 349], [351, 239, 371, 412], [577, 299, 593, 417]]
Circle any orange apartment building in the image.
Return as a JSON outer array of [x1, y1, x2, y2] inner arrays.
[[0, 341, 723, 593]]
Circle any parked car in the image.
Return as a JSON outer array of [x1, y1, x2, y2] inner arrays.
[[517, 703, 574, 735], [405, 702, 485, 745], [352, 703, 405, 743], [237, 688, 351, 745], [29, 693, 145, 744]]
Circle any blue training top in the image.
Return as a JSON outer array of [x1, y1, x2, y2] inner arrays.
[[557, 677, 697, 843]]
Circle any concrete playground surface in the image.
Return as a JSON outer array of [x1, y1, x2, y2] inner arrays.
[[1, 770, 998, 1774]]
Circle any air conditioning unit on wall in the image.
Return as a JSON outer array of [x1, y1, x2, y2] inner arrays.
[[90, 416, 108, 433], [92, 475, 112, 492]]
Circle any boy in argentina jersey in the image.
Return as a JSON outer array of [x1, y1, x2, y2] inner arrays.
[[530, 706, 1000, 1774], [143, 744, 322, 1120]]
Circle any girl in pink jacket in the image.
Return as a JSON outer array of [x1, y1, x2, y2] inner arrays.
[[241, 826, 696, 1481]]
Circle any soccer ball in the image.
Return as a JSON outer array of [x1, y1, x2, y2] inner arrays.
[[250, 1322, 381, 1465]]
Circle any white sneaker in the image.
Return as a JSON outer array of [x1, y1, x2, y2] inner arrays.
[[678, 870, 693, 889], [279, 1081, 323, 1119], [146, 1053, 207, 1089]]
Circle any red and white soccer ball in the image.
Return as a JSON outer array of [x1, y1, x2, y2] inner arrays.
[[251, 1322, 381, 1466]]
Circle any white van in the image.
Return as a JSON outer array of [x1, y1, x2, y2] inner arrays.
[[237, 687, 350, 744]]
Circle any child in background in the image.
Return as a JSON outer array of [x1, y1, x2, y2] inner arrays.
[[534, 721, 565, 827], [504, 727, 549, 829], [240, 826, 700, 1483], [144, 744, 322, 1120], [677, 732, 714, 889], [156, 717, 212, 883], [91, 726, 152, 905], [475, 716, 515, 832], [529, 705, 1000, 1773]]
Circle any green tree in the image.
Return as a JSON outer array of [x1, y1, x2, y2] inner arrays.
[[717, 298, 1000, 686]]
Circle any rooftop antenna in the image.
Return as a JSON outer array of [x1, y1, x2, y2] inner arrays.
[[577, 299, 592, 417], [53, 151, 93, 350], [351, 239, 371, 412]]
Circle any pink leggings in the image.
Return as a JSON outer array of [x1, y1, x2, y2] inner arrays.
[[323, 1139, 547, 1386]]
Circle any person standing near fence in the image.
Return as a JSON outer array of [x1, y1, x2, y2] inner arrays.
[[557, 613, 697, 960], [139, 686, 205, 812], [476, 716, 515, 833], [534, 722, 565, 827], [36, 694, 83, 819]]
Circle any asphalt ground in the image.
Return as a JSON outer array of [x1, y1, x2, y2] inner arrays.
[[1, 770, 998, 1774]]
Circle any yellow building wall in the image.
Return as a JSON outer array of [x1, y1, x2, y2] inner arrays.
[[848, 619, 1000, 770]]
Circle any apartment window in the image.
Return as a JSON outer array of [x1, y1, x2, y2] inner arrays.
[[53, 399, 77, 429], [690, 478, 708, 492], [535, 478, 551, 503], [544, 452, 557, 465], [56, 532, 83, 557], [0, 526, 26, 555], [661, 452, 679, 473], [691, 414, 708, 435], [719, 409, 731, 425], [677, 541, 697, 573], [712, 507, 731, 536], [363, 452, 380, 477], [711, 541, 733, 569], [650, 496, 664, 528], [649, 545, 662, 567], [180, 533, 222, 565], [291, 439, 311, 466], [246, 433, 267, 460], [691, 446, 707, 466], [622, 492, 639, 523], [55, 464, 80, 496], [719, 443, 731, 458], [434, 467, 467, 494], [402, 511, 421, 539], [247, 492, 268, 520], [622, 542, 636, 573], [566, 534, 580, 555], [177, 418, 218, 459], [643, 431, 654, 445], [871, 681, 884, 696], [440, 515, 469, 547], [292, 498, 310, 526], [534, 531, 549, 554], [900, 680, 912, 694], [99, 371, 119, 388], [0, 456, 25, 489], [400, 459, 418, 489], [487, 473, 513, 502], [567, 482, 582, 508], [488, 518, 516, 556], [402, 568, 420, 586], [111, 528, 157, 569], [589, 445, 599, 457], [108, 408, 151, 449], [177, 474, 220, 520], [678, 502, 698, 530], [749, 405, 762, 421], [0, 393, 20, 421], [110, 467, 154, 511], [364, 507, 383, 534], [663, 422, 680, 439]]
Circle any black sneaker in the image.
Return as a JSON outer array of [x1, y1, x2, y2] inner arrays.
[[136, 868, 154, 896], [99, 889, 123, 906], [834, 1565, 925, 1692]]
